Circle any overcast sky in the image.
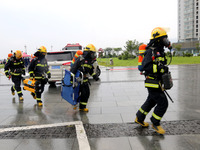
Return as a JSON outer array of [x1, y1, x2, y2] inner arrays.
[[0, 0, 177, 58]]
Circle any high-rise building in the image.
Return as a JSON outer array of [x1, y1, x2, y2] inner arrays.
[[178, 0, 199, 42]]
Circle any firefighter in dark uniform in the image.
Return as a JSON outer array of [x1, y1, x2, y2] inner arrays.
[[135, 27, 172, 134], [70, 44, 99, 112], [28, 46, 51, 107], [4, 50, 25, 102]]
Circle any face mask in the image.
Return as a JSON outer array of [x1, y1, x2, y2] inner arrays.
[[90, 52, 97, 60], [162, 37, 171, 47]]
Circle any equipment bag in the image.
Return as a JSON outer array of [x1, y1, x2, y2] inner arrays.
[[162, 72, 173, 90], [61, 69, 82, 106], [23, 78, 38, 93], [138, 44, 147, 72]]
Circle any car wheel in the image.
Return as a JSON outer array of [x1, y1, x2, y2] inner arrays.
[[96, 66, 101, 77], [48, 81, 56, 87]]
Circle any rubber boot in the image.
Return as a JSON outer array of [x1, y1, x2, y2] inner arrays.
[[79, 108, 89, 112], [11, 91, 15, 96], [135, 117, 149, 127], [37, 102, 43, 107], [152, 124, 165, 134], [19, 96, 24, 103]]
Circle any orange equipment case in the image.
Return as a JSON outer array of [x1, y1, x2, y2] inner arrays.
[[23, 78, 36, 93]]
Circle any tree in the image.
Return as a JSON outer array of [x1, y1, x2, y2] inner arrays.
[[172, 44, 182, 51], [172, 44, 182, 56], [124, 39, 140, 55], [104, 47, 112, 57], [196, 43, 200, 53], [113, 48, 122, 56]]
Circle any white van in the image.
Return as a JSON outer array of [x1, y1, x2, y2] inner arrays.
[[46, 50, 77, 86]]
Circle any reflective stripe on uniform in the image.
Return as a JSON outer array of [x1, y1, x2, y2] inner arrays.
[[160, 69, 165, 73], [11, 72, 21, 76], [92, 73, 96, 76], [75, 53, 79, 57], [13, 62, 23, 65], [138, 62, 142, 65], [36, 98, 41, 101], [145, 83, 159, 88], [13, 85, 16, 91], [83, 79, 88, 82], [36, 64, 46, 67], [47, 71, 50, 74], [17, 91, 22, 94], [139, 50, 146, 54], [82, 64, 92, 69], [139, 108, 148, 115], [80, 102, 87, 105], [153, 64, 157, 73], [156, 57, 165, 61], [5, 70, 8, 73], [29, 71, 34, 74], [147, 76, 154, 79], [152, 112, 162, 120]]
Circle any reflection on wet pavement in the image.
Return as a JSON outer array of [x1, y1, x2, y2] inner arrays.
[[0, 65, 199, 150]]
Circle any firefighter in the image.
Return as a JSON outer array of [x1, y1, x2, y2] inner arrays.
[[70, 44, 99, 112], [4, 50, 25, 102], [7, 53, 13, 63], [135, 27, 172, 134], [28, 46, 51, 107]]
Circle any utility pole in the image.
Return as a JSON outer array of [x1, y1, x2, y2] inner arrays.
[[51, 45, 53, 51], [24, 45, 27, 53]]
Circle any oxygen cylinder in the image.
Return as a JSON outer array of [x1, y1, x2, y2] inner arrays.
[[138, 44, 147, 71], [71, 50, 83, 67]]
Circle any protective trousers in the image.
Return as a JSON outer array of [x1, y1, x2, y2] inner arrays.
[[136, 88, 168, 126], [11, 76, 23, 97], [79, 82, 90, 109], [35, 79, 45, 103]]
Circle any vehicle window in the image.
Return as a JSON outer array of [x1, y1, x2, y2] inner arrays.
[[46, 52, 73, 61], [63, 46, 82, 50]]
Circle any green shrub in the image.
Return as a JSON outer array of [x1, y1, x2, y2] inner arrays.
[[118, 55, 122, 60], [183, 52, 193, 57]]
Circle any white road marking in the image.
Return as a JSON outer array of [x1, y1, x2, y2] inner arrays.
[[75, 122, 91, 150], [0, 121, 90, 150]]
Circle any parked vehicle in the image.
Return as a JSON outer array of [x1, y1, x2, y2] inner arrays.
[[46, 50, 77, 86], [92, 60, 101, 77], [47, 43, 101, 86]]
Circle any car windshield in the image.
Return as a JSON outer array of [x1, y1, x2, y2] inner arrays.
[[63, 46, 82, 50], [46, 51, 76, 61]]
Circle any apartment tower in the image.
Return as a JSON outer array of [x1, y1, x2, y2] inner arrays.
[[178, 0, 199, 42]]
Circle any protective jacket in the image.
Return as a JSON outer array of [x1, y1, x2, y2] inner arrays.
[[4, 56, 25, 77], [70, 51, 98, 109], [71, 51, 98, 82], [28, 54, 50, 80], [142, 46, 168, 89]]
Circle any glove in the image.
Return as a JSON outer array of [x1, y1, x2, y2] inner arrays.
[[5, 72, 9, 78], [158, 66, 168, 73], [93, 74, 99, 81], [48, 73, 51, 79], [30, 73, 34, 80]]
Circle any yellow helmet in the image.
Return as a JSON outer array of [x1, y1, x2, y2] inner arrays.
[[38, 46, 47, 53], [15, 50, 22, 59], [150, 27, 167, 40], [84, 44, 97, 52]]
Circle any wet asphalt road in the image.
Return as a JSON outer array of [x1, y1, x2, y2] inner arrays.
[[0, 64, 200, 150]]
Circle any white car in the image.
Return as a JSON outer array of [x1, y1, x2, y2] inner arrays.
[[46, 50, 77, 86]]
